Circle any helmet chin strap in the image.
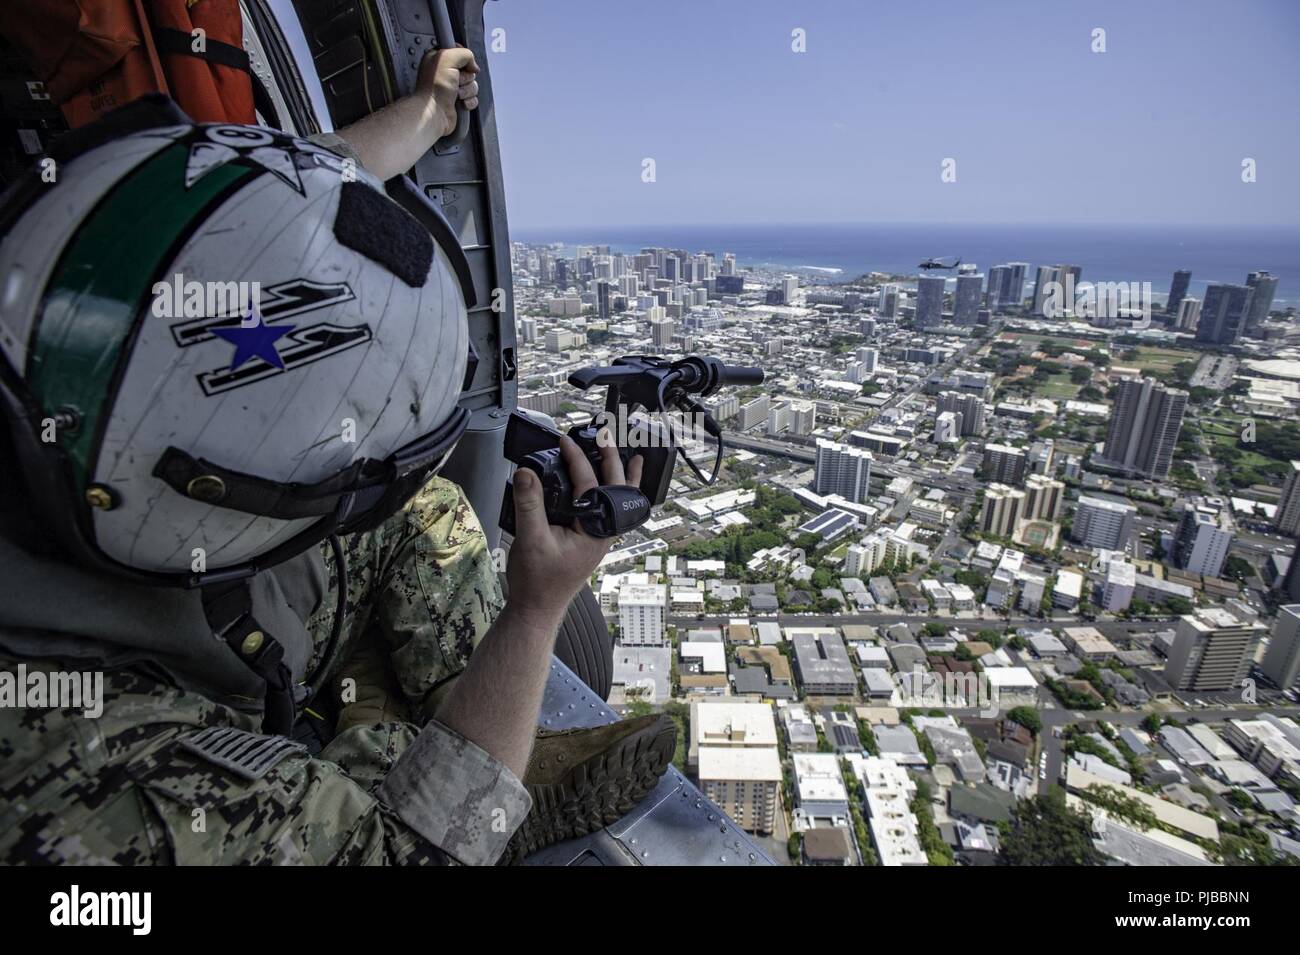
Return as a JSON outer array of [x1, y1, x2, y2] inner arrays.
[[199, 533, 350, 737], [200, 578, 298, 736]]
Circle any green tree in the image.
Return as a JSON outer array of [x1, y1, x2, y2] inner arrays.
[[1007, 706, 1042, 736], [998, 789, 1104, 866], [787, 831, 803, 862]]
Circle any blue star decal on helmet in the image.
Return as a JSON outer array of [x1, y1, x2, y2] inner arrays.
[[212, 305, 296, 371]]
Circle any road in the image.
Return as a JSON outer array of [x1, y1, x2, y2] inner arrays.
[[669, 611, 1175, 641], [1036, 704, 1300, 796]]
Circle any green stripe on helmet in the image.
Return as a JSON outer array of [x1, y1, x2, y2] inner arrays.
[[27, 142, 256, 492]]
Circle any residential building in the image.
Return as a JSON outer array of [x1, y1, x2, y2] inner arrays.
[[1072, 495, 1137, 550], [1101, 560, 1136, 612], [937, 390, 986, 436], [933, 410, 960, 445], [980, 484, 1024, 538], [1195, 282, 1253, 346], [617, 584, 666, 646], [1261, 605, 1300, 690], [987, 262, 1028, 309], [915, 275, 945, 329], [1023, 473, 1065, 521], [697, 748, 782, 835], [1062, 626, 1118, 662], [847, 755, 927, 866], [954, 272, 983, 325], [1166, 269, 1192, 316], [1096, 377, 1187, 480], [1054, 569, 1084, 609], [1165, 609, 1266, 692], [1245, 270, 1278, 334], [1277, 461, 1300, 536], [688, 701, 779, 770], [983, 443, 1027, 485], [791, 630, 857, 695], [1172, 502, 1233, 578], [814, 438, 874, 503]]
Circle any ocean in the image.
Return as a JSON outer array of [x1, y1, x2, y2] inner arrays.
[[510, 222, 1300, 306]]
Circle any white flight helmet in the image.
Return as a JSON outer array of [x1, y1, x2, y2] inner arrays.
[[0, 99, 475, 585]]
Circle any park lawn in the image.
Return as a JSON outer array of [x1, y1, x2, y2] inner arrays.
[[1129, 346, 1191, 379], [1033, 375, 1083, 400], [1004, 332, 1101, 352], [1202, 421, 1279, 472]]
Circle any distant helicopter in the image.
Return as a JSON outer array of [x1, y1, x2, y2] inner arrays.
[[918, 257, 961, 270]]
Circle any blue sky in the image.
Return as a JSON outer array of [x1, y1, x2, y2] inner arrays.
[[483, 0, 1300, 230]]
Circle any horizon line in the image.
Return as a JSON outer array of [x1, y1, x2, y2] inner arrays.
[[509, 220, 1300, 234]]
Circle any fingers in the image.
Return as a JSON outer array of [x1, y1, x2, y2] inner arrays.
[[511, 467, 550, 540], [559, 435, 599, 499], [440, 47, 479, 74], [626, 454, 644, 488], [596, 435, 627, 487], [458, 80, 479, 111]]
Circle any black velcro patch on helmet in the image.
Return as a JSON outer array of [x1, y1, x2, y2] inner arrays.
[[334, 181, 432, 287], [178, 726, 307, 781]]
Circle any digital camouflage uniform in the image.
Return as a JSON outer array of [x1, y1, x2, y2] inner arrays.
[[0, 477, 530, 865]]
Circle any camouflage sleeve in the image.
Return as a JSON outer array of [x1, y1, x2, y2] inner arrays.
[[358, 719, 531, 866], [134, 718, 528, 866], [372, 478, 504, 716], [0, 662, 526, 866]]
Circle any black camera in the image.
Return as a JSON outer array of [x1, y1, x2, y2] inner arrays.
[[500, 355, 763, 538]]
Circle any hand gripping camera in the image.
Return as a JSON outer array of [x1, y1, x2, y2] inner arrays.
[[499, 355, 764, 539]]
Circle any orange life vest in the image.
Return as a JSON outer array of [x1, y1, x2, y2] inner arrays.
[[0, 0, 254, 127]]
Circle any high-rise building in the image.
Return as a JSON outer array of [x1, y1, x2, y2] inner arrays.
[[651, 317, 675, 349], [1031, 265, 1060, 317], [693, 702, 782, 834], [933, 410, 960, 445], [980, 484, 1024, 537], [982, 443, 1027, 485], [937, 391, 986, 437], [986, 262, 1027, 309], [1175, 296, 1202, 332], [1164, 609, 1264, 692], [768, 400, 815, 437], [737, 395, 770, 431], [596, 280, 611, 322], [877, 284, 899, 319], [789, 400, 816, 436], [1277, 461, 1300, 536], [1244, 270, 1278, 334], [915, 276, 945, 329], [858, 346, 879, 373], [1261, 605, 1300, 690], [954, 273, 983, 325], [781, 275, 799, 305], [1101, 560, 1136, 613], [1027, 439, 1055, 476], [618, 584, 666, 646], [519, 316, 538, 343], [721, 253, 736, 276], [814, 439, 874, 503], [1023, 473, 1065, 522], [1166, 269, 1192, 316], [1282, 538, 1300, 604], [1097, 377, 1187, 480], [1195, 283, 1253, 346], [1033, 264, 1081, 317], [1171, 502, 1233, 578], [1072, 495, 1137, 550]]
